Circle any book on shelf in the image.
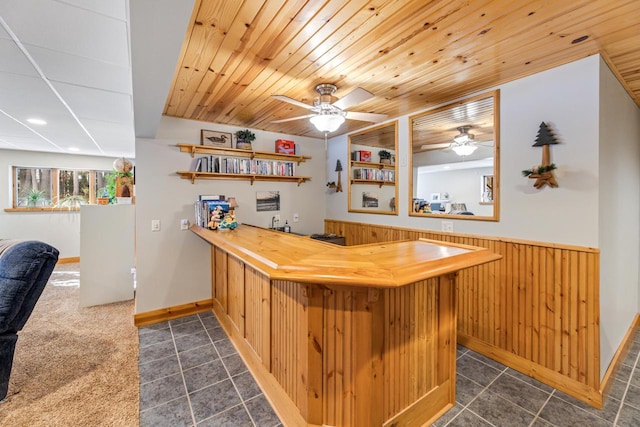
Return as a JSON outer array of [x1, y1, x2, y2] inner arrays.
[[192, 153, 298, 177], [352, 168, 394, 182], [196, 195, 225, 227]]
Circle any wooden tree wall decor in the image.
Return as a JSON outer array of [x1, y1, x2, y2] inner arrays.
[[335, 159, 343, 192], [522, 122, 559, 189]]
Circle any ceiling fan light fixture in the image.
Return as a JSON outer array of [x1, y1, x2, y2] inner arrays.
[[310, 112, 345, 133], [453, 125, 475, 143], [450, 142, 478, 156], [453, 133, 474, 143]]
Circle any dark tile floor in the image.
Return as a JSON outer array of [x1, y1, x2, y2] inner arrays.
[[139, 312, 640, 427], [138, 311, 281, 427]]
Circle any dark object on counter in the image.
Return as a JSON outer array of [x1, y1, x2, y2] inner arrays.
[[310, 234, 346, 246]]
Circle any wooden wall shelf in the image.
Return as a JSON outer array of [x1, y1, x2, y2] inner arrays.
[[176, 171, 311, 186], [350, 160, 395, 170], [177, 143, 310, 165], [350, 179, 395, 188], [176, 143, 312, 185]]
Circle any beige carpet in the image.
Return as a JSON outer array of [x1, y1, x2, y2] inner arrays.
[[0, 263, 139, 426]]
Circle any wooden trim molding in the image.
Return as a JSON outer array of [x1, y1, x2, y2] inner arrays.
[[600, 314, 640, 400], [134, 299, 213, 327], [57, 257, 80, 264], [325, 219, 602, 407], [4, 207, 81, 212], [459, 335, 603, 408]]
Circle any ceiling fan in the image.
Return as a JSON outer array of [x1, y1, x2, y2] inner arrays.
[[421, 125, 491, 156], [271, 83, 388, 133]]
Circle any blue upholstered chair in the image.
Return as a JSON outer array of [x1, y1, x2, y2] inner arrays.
[[0, 240, 59, 400]]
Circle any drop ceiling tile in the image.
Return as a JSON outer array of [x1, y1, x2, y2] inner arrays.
[[0, 0, 129, 67], [0, 23, 10, 39], [81, 119, 135, 157], [0, 114, 38, 138], [0, 139, 21, 150], [59, 0, 127, 21], [0, 72, 68, 117], [0, 135, 63, 153], [0, 39, 39, 76], [52, 81, 133, 124], [28, 44, 132, 94]]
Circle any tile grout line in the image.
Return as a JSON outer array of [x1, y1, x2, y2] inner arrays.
[[527, 390, 556, 427], [202, 314, 262, 427], [613, 345, 640, 426], [443, 361, 508, 426], [169, 320, 199, 427]]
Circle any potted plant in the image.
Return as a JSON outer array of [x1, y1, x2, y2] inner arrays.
[[97, 187, 110, 205], [24, 188, 46, 208], [55, 194, 87, 209], [378, 149, 392, 164], [235, 129, 256, 150]]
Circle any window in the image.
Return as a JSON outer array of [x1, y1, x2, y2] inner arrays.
[[14, 167, 53, 207], [58, 169, 91, 206], [94, 170, 111, 200], [10, 167, 118, 210]]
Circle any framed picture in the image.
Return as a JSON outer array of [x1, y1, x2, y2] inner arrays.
[[362, 192, 378, 208], [201, 129, 232, 148], [256, 191, 280, 212], [430, 192, 440, 202]]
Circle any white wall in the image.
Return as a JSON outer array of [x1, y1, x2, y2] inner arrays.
[[0, 148, 119, 257], [598, 58, 640, 377], [327, 55, 601, 246], [134, 116, 326, 313]]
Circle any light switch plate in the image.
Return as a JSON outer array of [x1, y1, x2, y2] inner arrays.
[[152, 219, 161, 232], [442, 221, 453, 232], [293, 213, 299, 222]]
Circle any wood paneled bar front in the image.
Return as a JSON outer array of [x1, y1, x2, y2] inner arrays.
[[191, 224, 500, 427]]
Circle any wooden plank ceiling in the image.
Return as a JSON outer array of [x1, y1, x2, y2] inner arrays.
[[164, 0, 640, 138]]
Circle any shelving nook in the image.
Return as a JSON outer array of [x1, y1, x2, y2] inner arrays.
[[176, 143, 312, 186]]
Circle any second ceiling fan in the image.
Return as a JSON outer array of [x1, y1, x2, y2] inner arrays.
[[271, 83, 387, 133]]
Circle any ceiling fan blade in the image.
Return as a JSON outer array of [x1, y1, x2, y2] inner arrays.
[[345, 111, 388, 123], [332, 87, 374, 110], [272, 95, 314, 110], [419, 143, 452, 151], [270, 114, 315, 124]]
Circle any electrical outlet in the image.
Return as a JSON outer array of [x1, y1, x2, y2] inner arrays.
[[441, 221, 453, 233], [151, 219, 161, 232], [274, 214, 280, 223], [180, 219, 189, 230], [293, 213, 299, 222]]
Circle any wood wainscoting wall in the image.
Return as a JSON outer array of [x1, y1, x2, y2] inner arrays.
[[325, 219, 602, 407]]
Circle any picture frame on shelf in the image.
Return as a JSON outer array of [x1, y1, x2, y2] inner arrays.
[[430, 192, 440, 202], [201, 129, 232, 148]]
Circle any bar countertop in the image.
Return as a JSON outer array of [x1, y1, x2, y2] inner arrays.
[[191, 224, 501, 287]]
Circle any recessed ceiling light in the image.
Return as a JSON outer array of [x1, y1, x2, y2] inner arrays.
[[27, 118, 47, 125], [68, 147, 80, 152]]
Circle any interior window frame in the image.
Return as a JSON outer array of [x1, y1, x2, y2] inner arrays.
[[408, 90, 500, 222]]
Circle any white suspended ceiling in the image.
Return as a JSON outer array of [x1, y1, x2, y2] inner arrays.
[[0, 0, 134, 158]]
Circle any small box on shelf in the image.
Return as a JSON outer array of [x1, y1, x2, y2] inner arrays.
[[276, 139, 295, 154], [351, 150, 372, 162]]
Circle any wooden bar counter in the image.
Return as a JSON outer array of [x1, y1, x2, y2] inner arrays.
[[191, 224, 500, 426]]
